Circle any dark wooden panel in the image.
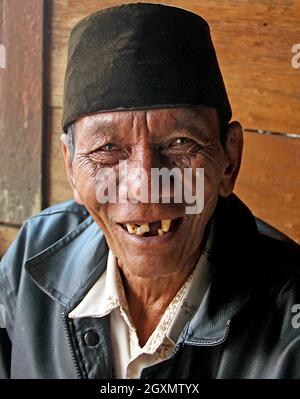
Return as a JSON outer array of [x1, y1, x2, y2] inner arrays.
[[0, 224, 19, 257], [0, 0, 44, 224], [235, 132, 300, 243], [0, 0, 4, 69], [49, 0, 300, 134], [0, 0, 3, 41]]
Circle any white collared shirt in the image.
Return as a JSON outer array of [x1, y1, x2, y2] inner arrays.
[[69, 250, 210, 378]]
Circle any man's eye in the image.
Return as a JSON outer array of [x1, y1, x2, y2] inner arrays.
[[102, 143, 119, 151], [172, 137, 192, 145]]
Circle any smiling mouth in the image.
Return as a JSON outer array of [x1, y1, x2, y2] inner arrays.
[[117, 218, 182, 237]]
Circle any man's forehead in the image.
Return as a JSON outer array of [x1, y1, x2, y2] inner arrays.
[[75, 106, 218, 133], [72, 107, 220, 148]]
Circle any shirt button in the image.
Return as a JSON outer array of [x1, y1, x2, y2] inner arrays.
[[84, 331, 100, 347]]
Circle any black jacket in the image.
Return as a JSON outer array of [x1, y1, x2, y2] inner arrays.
[[0, 195, 300, 379]]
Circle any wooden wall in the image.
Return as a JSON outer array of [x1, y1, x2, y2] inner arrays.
[[1, 0, 300, 255], [0, 0, 45, 255]]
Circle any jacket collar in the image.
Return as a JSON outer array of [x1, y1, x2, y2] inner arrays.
[[26, 194, 258, 345], [25, 216, 109, 309]]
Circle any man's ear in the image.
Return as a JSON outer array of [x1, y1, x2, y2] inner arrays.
[[219, 121, 244, 197], [60, 133, 84, 205]]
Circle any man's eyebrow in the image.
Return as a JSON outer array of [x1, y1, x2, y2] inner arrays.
[[173, 119, 215, 143], [78, 120, 122, 148]]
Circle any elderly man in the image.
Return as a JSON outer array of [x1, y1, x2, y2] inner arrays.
[[0, 3, 300, 379]]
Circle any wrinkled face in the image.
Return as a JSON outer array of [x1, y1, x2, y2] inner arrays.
[[62, 107, 243, 278]]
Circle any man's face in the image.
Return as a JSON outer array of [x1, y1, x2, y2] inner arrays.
[[62, 107, 242, 278]]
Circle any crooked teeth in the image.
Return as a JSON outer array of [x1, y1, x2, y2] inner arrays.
[[126, 223, 150, 235], [126, 223, 137, 234], [124, 220, 172, 236], [161, 219, 171, 232], [140, 223, 150, 233], [158, 228, 164, 236]]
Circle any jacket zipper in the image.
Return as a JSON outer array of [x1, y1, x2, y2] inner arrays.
[[61, 311, 82, 378]]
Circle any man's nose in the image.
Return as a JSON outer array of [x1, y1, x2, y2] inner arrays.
[[125, 144, 165, 203], [132, 144, 163, 173]]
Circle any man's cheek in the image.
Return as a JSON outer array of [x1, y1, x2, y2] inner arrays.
[[189, 215, 202, 235], [203, 176, 217, 200], [74, 178, 100, 210]]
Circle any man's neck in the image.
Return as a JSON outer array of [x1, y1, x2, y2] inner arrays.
[[117, 255, 199, 347]]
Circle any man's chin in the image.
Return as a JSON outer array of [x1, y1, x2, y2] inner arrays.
[[115, 248, 186, 279]]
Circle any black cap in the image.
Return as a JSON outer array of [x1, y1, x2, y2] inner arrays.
[[62, 2, 232, 132]]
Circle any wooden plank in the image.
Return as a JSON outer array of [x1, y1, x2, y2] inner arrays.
[[49, 0, 300, 134], [0, 224, 19, 258], [0, 0, 4, 69], [0, 0, 44, 224], [235, 132, 300, 243], [0, 0, 3, 41], [48, 107, 72, 205]]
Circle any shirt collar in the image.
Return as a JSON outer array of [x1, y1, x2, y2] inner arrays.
[[69, 247, 210, 354], [144, 258, 210, 354], [68, 250, 129, 318]]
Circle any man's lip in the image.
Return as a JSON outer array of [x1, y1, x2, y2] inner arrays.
[[116, 217, 177, 225]]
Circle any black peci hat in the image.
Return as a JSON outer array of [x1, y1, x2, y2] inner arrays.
[[62, 2, 231, 132]]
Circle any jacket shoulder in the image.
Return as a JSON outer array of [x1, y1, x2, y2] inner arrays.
[[255, 233, 300, 308], [2, 199, 90, 264], [257, 232, 300, 276], [0, 200, 90, 324], [30, 199, 89, 218]]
